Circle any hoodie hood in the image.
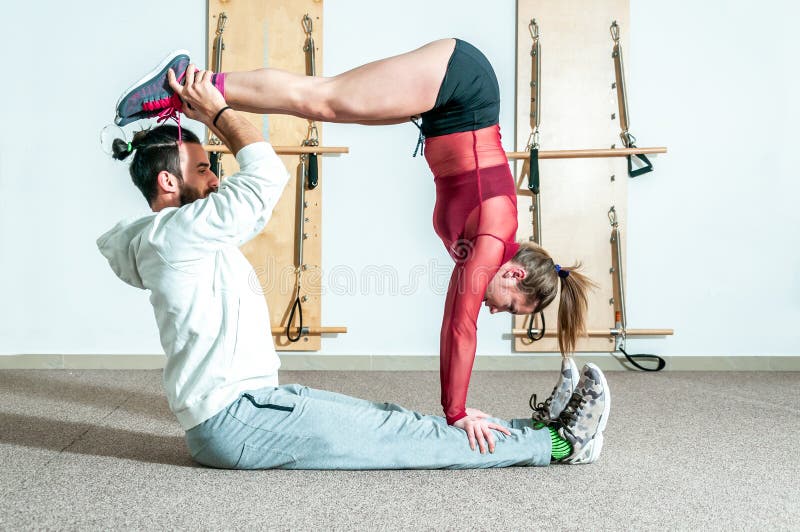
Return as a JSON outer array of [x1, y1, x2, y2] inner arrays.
[[96, 214, 157, 289]]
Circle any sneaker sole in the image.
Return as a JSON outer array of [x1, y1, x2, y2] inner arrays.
[[566, 362, 611, 464], [114, 49, 191, 126]]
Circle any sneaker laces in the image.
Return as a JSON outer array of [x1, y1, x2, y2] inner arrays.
[[141, 71, 186, 143], [529, 387, 556, 422], [556, 391, 587, 440]]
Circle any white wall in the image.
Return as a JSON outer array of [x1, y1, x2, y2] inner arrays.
[[0, 0, 206, 355], [626, 0, 800, 355], [0, 0, 797, 356]]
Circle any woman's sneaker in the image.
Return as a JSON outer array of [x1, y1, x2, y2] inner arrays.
[[530, 357, 580, 422], [115, 50, 190, 126], [553, 363, 610, 464]]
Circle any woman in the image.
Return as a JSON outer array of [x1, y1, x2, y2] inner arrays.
[[116, 39, 596, 451]]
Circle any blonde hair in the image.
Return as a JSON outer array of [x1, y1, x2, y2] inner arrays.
[[512, 242, 597, 355]]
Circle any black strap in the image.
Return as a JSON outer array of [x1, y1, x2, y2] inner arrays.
[[526, 147, 542, 342], [526, 311, 545, 341], [307, 152, 318, 189], [209, 151, 222, 178], [627, 150, 653, 177], [528, 147, 540, 194], [285, 294, 303, 342], [619, 347, 666, 371], [411, 118, 425, 157]]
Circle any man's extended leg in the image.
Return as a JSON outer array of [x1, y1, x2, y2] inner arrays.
[[297, 385, 532, 431], [280, 383, 440, 421], [186, 384, 552, 470]]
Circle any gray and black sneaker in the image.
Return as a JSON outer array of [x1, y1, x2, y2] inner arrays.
[[553, 362, 610, 464], [530, 357, 580, 422]]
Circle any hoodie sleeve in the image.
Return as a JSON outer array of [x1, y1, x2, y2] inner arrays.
[[150, 142, 290, 262]]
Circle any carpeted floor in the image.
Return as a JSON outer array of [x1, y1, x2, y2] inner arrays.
[[0, 369, 797, 530]]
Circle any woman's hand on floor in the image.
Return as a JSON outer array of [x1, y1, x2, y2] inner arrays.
[[453, 413, 511, 454]]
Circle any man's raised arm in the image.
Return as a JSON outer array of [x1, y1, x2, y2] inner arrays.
[[167, 65, 260, 155], [149, 64, 289, 258]]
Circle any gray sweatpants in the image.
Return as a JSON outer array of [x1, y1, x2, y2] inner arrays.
[[185, 384, 551, 470]]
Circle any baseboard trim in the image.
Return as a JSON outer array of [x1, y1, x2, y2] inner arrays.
[[1, 354, 799, 371]]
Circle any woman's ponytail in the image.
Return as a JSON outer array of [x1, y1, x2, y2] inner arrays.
[[555, 264, 596, 355], [512, 242, 598, 356]]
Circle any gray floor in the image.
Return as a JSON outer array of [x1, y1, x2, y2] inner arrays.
[[0, 369, 798, 530]]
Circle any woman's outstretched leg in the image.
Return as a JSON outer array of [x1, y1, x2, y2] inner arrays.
[[223, 38, 456, 124]]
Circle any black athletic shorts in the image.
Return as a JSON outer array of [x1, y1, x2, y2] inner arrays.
[[420, 39, 500, 138]]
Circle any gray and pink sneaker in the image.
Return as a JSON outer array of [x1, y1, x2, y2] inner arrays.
[[114, 50, 190, 127]]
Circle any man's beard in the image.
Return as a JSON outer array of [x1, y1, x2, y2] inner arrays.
[[179, 183, 205, 206]]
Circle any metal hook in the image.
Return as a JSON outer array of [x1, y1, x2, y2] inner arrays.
[[529, 18, 539, 40], [610, 20, 620, 42], [525, 130, 539, 150], [608, 206, 619, 227], [303, 123, 319, 146], [302, 13, 313, 36], [619, 131, 636, 148], [216, 12, 228, 35]]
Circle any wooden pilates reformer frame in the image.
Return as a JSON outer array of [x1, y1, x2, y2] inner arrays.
[[205, 0, 347, 350], [513, 1, 671, 369]]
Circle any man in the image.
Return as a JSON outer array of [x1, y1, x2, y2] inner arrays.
[[98, 61, 610, 469]]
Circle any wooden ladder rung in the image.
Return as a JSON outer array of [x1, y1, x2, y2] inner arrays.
[[204, 145, 349, 155], [272, 326, 348, 336], [507, 146, 666, 160], [511, 328, 674, 337]]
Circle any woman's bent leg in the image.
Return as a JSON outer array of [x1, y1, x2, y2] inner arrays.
[[224, 39, 455, 123]]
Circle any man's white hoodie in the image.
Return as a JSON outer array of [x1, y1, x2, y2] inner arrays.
[[97, 142, 289, 430]]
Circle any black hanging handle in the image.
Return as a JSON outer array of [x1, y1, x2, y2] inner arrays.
[[307, 153, 318, 189], [619, 347, 666, 371], [527, 147, 540, 194], [526, 311, 545, 341], [285, 295, 304, 342], [627, 149, 653, 178]]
